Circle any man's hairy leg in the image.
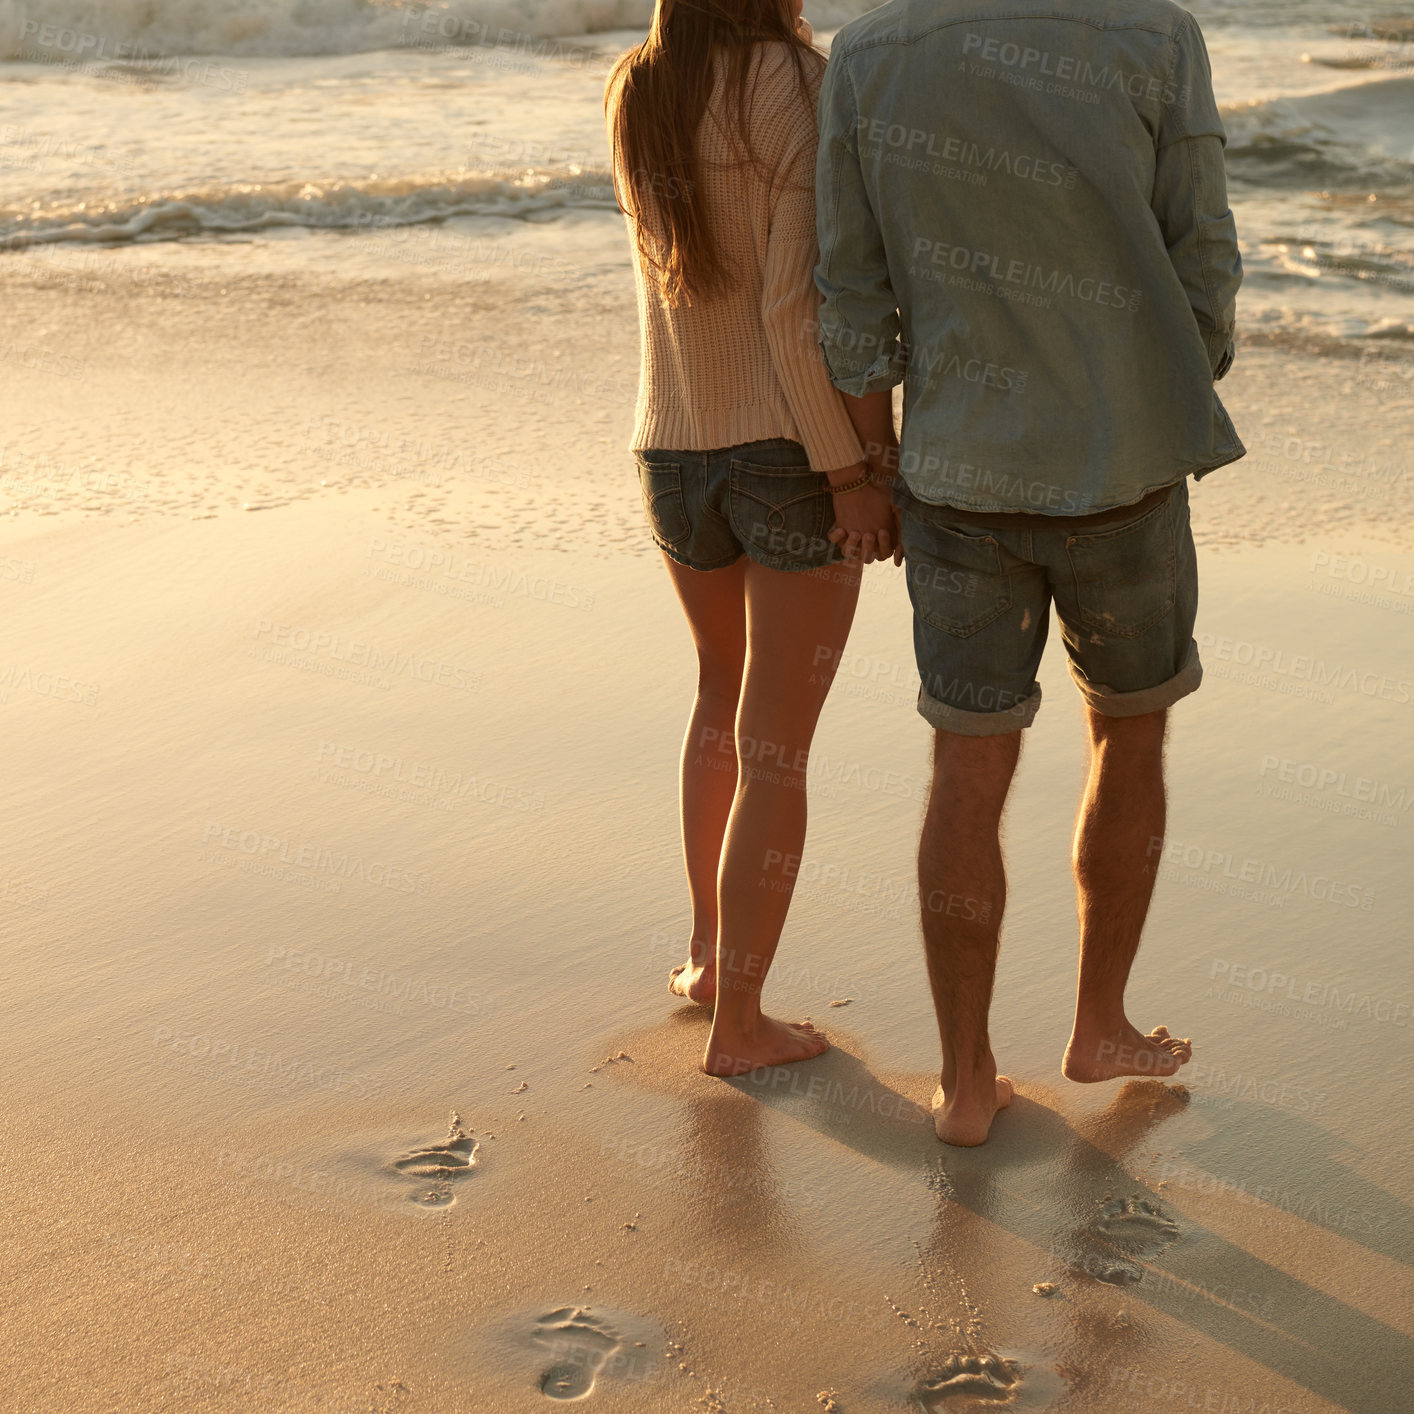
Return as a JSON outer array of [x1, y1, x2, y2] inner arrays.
[[1064, 708, 1193, 1082]]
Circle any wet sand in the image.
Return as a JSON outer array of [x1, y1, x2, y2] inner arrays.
[[2, 230, 1412, 1412]]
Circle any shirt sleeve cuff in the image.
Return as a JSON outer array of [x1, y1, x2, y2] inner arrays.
[[1212, 336, 1236, 381], [822, 345, 905, 397]]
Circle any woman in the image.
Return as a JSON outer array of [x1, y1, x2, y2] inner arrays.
[[606, 0, 898, 1076]]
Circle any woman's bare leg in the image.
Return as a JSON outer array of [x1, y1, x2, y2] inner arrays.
[[659, 553, 748, 1003], [703, 558, 861, 1075]]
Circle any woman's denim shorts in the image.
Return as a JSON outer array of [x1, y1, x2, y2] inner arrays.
[[634, 438, 843, 573]]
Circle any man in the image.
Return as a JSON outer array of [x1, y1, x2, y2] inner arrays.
[[815, 0, 1243, 1144]]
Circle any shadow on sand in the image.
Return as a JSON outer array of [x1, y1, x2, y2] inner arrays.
[[699, 1036, 1414, 1413]]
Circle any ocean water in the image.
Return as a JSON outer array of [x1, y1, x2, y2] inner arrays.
[[1, 0, 1412, 345]]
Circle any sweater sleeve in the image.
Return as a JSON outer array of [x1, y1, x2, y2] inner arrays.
[[758, 93, 865, 475]]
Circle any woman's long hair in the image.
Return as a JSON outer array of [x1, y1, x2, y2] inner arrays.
[[605, 0, 820, 307]]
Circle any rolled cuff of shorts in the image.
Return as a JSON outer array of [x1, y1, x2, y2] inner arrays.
[[1072, 641, 1204, 718], [916, 683, 1042, 736]]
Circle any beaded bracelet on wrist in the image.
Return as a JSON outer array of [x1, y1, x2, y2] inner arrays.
[[828, 469, 874, 495]]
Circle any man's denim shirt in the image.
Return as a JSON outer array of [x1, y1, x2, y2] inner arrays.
[[815, 0, 1245, 514]]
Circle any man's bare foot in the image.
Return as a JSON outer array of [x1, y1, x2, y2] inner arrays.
[[932, 1071, 1014, 1147], [1063, 1022, 1192, 1083], [668, 961, 715, 1006], [701, 1015, 828, 1076]]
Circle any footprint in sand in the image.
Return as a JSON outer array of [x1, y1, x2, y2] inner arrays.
[[389, 1112, 479, 1209], [532, 1307, 623, 1400], [913, 1354, 1024, 1407], [1095, 1195, 1181, 1254], [1067, 1194, 1179, 1285]]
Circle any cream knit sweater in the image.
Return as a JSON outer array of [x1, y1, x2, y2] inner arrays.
[[616, 43, 865, 475]]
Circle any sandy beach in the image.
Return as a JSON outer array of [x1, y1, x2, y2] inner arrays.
[[5, 0, 1414, 1402], [2, 205, 1412, 1412]]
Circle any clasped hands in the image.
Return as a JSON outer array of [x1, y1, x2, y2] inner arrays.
[[827, 445, 903, 566]]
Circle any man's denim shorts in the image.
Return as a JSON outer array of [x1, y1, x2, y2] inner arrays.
[[896, 477, 1203, 735], [634, 438, 843, 573]]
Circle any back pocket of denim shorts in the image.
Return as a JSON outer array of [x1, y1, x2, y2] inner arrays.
[[635, 456, 690, 548], [729, 460, 829, 563], [1064, 498, 1175, 638], [905, 525, 1009, 637]]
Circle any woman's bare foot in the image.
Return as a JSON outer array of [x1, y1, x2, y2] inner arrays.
[[701, 1015, 828, 1076], [932, 1069, 1014, 1147], [1063, 1021, 1192, 1083], [668, 960, 716, 1006]]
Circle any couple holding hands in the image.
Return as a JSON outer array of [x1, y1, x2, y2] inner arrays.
[[607, 0, 1241, 1144]]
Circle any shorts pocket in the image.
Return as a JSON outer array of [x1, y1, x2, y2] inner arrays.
[[1064, 497, 1175, 638], [635, 455, 690, 548], [904, 524, 1010, 638], [728, 459, 830, 563]]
